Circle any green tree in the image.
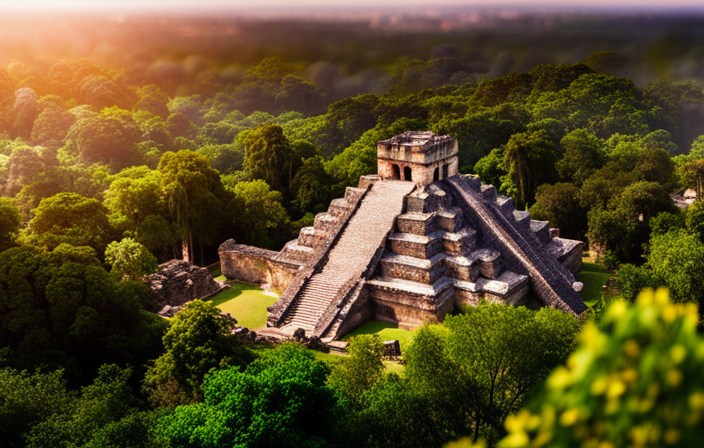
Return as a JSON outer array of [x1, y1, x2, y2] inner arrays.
[[104, 166, 166, 232], [556, 129, 605, 185], [143, 299, 252, 408], [21, 192, 113, 253], [650, 211, 685, 239], [613, 263, 661, 302], [0, 368, 73, 448], [158, 150, 225, 263], [402, 305, 579, 446], [135, 214, 178, 262], [159, 343, 336, 448], [328, 334, 385, 404], [64, 108, 143, 171], [0, 197, 20, 251], [503, 130, 560, 207], [165, 112, 197, 140], [105, 237, 158, 281], [276, 74, 324, 116], [685, 201, 704, 243], [26, 365, 160, 448], [0, 246, 167, 382], [133, 84, 170, 119], [647, 229, 704, 305], [292, 155, 333, 212], [350, 374, 444, 448], [78, 75, 135, 110], [499, 290, 704, 448], [680, 159, 704, 200], [30, 102, 76, 149], [228, 179, 291, 249], [529, 183, 588, 240], [473, 148, 506, 190], [445, 305, 578, 443], [243, 124, 293, 192], [588, 181, 677, 263], [197, 144, 244, 174]]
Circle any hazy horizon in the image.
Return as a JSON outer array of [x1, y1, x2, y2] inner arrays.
[[2, 0, 704, 14]]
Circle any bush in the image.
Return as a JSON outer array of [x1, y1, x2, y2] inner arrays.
[[499, 289, 704, 448]]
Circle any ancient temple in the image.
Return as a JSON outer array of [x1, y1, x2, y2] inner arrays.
[[219, 131, 586, 341]]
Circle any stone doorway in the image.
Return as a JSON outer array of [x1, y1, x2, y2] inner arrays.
[[392, 164, 401, 180]]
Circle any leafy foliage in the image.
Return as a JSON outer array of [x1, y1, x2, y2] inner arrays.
[[143, 300, 253, 408], [0, 246, 167, 383], [104, 237, 158, 280], [328, 334, 385, 404], [21, 192, 113, 253], [499, 290, 704, 448], [158, 343, 336, 448]]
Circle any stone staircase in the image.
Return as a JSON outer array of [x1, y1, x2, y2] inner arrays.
[[280, 180, 416, 334], [446, 176, 585, 314], [275, 186, 367, 266], [282, 276, 347, 332]]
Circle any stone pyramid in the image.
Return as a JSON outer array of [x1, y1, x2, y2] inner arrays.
[[219, 131, 586, 341]]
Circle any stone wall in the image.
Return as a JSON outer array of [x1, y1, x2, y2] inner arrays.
[[368, 282, 455, 328], [378, 156, 459, 185], [218, 240, 302, 291]]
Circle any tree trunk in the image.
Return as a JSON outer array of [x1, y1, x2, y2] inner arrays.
[[289, 160, 293, 191], [182, 238, 190, 263], [189, 229, 194, 266], [200, 239, 204, 267]]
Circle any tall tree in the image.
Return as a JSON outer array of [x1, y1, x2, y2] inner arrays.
[[158, 150, 225, 263], [503, 129, 559, 207], [243, 124, 293, 192]]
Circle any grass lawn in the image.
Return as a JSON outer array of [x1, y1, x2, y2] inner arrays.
[[209, 281, 278, 329], [577, 261, 613, 307], [341, 321, 416, 350]]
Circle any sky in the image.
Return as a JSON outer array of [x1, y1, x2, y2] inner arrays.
[[2, 0, 704, 12]]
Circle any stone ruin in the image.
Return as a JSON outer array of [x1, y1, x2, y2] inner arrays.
[[219, 131, 586, 342], [146, 259, 229, 316]]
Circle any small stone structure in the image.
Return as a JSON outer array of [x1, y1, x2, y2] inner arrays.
[[219, 131, 586, 342], [146, 260, 229, 313], [377, 131, 459, 184]]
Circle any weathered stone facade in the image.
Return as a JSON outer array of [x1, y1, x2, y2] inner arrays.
[[377, 131, 459, 185], [218, 131, 586, 342]]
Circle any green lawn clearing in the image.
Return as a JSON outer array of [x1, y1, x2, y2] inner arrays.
[[209, 281, 278, 329], [577, 261, 613, 306], [341, 320, 416, 350]]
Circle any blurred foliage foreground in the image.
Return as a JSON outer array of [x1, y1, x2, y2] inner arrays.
[[453, 289, 704, 448]]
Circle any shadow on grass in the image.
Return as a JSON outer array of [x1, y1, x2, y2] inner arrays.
[[577, 261, 613, 307]]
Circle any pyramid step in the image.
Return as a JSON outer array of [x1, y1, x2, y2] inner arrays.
[[513, 210, 531, 228], [468, 247, 503, 279], [379, 252, 445, 284], [530, 220, 552, 244], [396, 212, 436, 236], [496, 195, 514, 216], [481, 184, 497, 202]]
